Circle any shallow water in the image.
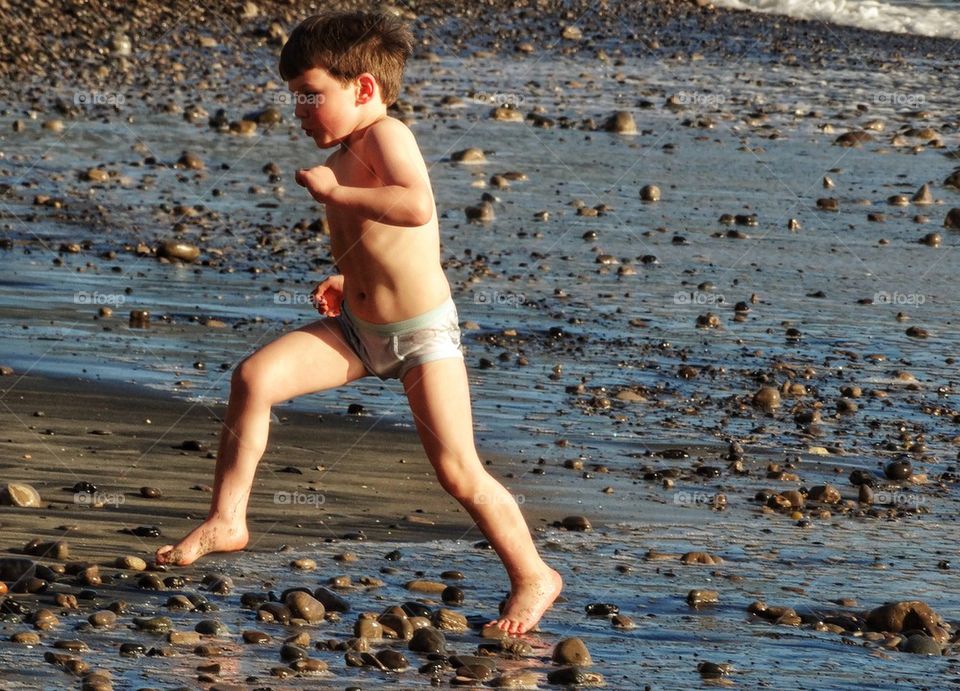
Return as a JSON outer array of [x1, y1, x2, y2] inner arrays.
[[1, 512, 957, 688]]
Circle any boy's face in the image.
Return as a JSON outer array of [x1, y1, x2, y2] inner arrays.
[[287, 67, 360, 149]]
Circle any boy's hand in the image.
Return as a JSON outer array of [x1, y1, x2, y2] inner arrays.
[[295, 165, 339, 203], [311, 274, 344, 317]]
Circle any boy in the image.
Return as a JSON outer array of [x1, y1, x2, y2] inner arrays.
[[156, 11, 562, 635]]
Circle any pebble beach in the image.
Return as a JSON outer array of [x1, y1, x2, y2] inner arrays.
[[1, 0, 959, 688]]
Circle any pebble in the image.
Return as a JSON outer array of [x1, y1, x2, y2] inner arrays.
[[403, 578, 444, 594], [640, 184, 661, 202], [88, 610, 117, 628], [115, 556, 147, 571], [285, 591, 325, 624], [431, 608, 468, 632], [242, 630, 270, 644], [561, 515, 592, 531], [944, 208, 960, 229], [885, 460, 912, 481], [452, 148, 486, 163], [0, 482, 42, 507], [195, 619, 228, 636], [157, 239, 200, 263], [409, 626, 445, 654], [547, 667, 604, 686], [752, 387, 781, 411], [603, 111, 637, 134], [552, 637, 592, 665], [687, 589, 719, 607]]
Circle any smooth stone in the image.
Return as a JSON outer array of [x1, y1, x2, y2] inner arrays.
[[552, 638, 592, 665], [547, 667, 604, 686], [133, 616, 172, 633], [885, 460, 913, 480], [640, 184, 661, 202], [0, 558, 36, 582], [945, 208, 960, 229], [752, 387, 781, 410], [285, 591, 325, 624], [808, 484, 841, 504], [0, 483, 42, 507], [376, 649, 409, 671], [902, 634, 942, 655], [195, 620, 228, 636], [491, 670, 540, 688], [157, 239, 201, 263], [603, 111, 637, 134], [354, 618, 383, 640], [313, 586, 350, 612], [452, 147, 486, 163], [11, 631, 41, 645], [409, 626, 446, 654], [242, 630, 271, 644], [687, 589, 719, 607], [280, 643, 307, 661], [168, 631, 202, 645], [115, 556, 147, 571], [291, 558, 316, 570], [867, 601, 943, 640], [432, 608, 468, 632], [88, 610, 117, 628], [405, 579, 447, 594], [561, 515, 591, 531], [681, 551, 722, 565]]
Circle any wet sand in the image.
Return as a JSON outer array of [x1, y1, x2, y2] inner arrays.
[[0, 372, 578, 563]]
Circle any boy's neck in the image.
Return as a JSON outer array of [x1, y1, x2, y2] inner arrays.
[[341, 109, 388, 150]]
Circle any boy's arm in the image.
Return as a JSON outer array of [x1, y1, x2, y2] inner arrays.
[[296, 120, 435, 227]]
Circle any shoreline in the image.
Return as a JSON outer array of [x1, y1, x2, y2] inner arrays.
[[0, 371, 586, 567]]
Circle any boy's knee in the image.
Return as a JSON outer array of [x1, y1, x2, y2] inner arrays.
[[232, 357, 268, 395], [433, 452, 485, 500]]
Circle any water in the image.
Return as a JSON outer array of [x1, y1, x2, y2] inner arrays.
[[711, 0, 960, 38]]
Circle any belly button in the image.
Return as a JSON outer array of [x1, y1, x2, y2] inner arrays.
[[358, 292, 366, 300]]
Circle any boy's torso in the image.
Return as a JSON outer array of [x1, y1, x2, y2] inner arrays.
[[325, 117, 449, 324]]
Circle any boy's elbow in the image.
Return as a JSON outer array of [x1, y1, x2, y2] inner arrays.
[[408, 193, 435, 226]]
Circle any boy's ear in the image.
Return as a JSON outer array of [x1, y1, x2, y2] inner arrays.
[[354, 73, 378, 105]]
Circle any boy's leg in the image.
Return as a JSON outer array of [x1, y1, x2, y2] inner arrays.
[[402, 358, 562, 635], [155, 318, 369, 565]]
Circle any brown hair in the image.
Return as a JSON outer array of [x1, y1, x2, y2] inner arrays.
[[279, 11, 414, 106]]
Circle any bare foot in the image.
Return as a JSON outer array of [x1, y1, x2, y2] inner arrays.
[[493, 567, 563, 635], [155, 518, 249, 566]]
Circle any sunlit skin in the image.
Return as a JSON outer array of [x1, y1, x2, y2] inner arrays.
[[156, 65, 561, 635]]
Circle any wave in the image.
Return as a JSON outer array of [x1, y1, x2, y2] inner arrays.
[[710, 0, 960, 38]]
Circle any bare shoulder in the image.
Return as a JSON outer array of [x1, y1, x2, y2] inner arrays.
[[365, 116, 419, 152]]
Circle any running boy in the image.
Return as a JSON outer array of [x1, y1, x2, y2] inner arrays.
[[156, 10, 561, 635]]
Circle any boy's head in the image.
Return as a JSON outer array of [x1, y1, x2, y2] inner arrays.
[[279, 11, 413, 107]]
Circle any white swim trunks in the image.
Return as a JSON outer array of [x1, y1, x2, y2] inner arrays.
[[335, 297, 464, 381]]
